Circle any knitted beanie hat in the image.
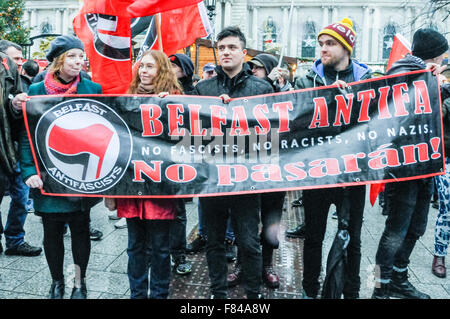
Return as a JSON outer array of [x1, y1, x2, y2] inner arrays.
[[318, 18, 356, 54], [412, 28, 448, 61], [46, 35, 84, 62]]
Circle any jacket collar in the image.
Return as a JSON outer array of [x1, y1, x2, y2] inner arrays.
[[310, 58, 370, 85], [216, 63, 252, 87]]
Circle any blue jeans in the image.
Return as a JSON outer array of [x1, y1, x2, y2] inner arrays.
[[375, 178, 432, 281], [198, 201, 235, 241], [200, 194, 262, 298], [0, 165, 30, 249], [126, 218, 171, 299]]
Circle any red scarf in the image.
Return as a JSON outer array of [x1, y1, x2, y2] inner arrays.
[[44, 71, 80, 95]]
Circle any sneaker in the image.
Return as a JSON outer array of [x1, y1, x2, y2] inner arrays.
[[114, 218, 127, 229], [291, 199, 303, 207], [4, 242, 42, 256], [227, 263, 241, 287], [262, 266, 280, 289], [225, 238, 237, 262], [331, 211, 338, 219], [108, 211, 120, 220], [173, 254, 192, 275], [285, 224, 306, 239], [186, 235, 207, 254], [89, 227, 103, 241]]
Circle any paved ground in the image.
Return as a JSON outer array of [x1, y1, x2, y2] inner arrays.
[[0, 189, 449, 299]]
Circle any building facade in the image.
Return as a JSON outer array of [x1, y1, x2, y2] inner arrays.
[[23, 0, 449, 68]]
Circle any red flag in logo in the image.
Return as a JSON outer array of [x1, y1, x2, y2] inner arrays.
[[386, 34, 412, 71], [48, 124, 114, 179]]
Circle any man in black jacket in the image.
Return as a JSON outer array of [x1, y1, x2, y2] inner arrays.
[[294, 18, 371, 299], [0, 40, 42, 257], [372, 28, 448, 299], [0, 49, 32, 255], [192, 26, 273, 299]]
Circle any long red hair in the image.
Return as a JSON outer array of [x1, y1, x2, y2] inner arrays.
[[128, 50, 182, 95]]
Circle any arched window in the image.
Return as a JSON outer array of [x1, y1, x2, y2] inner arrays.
[[382, 22, 397, 60], [262, 16, 278, 52], [301, 20, 316, 59]]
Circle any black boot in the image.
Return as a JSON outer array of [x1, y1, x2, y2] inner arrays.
[[49, 279, 65, 299], [389, 270, 430, 299], [371, 282, 390, 299], [70, 278, 87, 299]]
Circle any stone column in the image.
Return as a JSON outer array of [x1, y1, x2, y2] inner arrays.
[[55, 9, 62, 34], [252, 6, 258, 50], [30, 9, 37, 35], [321, 6, 329, 28], [362, 6, 370, 62], [224, 0, 232, 27], [331, 6, 338, 23], [62, 9, 70, 35], [290, 6, 298, 57], [23, 9, 29, 29], [371, 7, 380, 62]]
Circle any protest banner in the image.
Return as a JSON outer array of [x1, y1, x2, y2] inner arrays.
[[23, 69, 444, 198]]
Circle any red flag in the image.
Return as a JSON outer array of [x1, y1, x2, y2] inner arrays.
[[79, 0, 133, 16], [386, 34, 411, 71], [369, 183, 385, 207], [73, 0, 209, 93], [48, 124, 114, 179], [73, 12, 132, 93], [159, 2, 212, 56], [127, 0, 203, 17]]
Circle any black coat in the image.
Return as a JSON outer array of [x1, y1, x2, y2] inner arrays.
[[192, 63, 274, 98], [0, 52, 23, 176]]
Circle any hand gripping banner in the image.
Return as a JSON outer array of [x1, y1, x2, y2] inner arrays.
[[23, 70, 444, 198]]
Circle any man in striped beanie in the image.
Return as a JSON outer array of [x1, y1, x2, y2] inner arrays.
[[294, 18, 372, 299]]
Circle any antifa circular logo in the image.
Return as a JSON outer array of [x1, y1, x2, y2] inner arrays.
[[35, 99, 133, 194]]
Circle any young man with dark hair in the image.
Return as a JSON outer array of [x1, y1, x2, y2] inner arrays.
[[21, 60, 40, 92], [294, 18, 372, 299], [192, 26, 273, 299], [372, 28, 448, 299]]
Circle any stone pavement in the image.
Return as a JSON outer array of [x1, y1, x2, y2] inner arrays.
[[0, 189, 449, 299]]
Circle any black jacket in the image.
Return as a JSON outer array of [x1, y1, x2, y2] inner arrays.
[[192, 63, 274, 98], [0, 52, 23, 175]]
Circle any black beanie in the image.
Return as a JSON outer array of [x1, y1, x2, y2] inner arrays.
[[46, 35, 84, 62], [412, 28, 448, 60], [169, 53, 194, 78]]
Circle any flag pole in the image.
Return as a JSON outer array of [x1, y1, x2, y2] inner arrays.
[[156, 13, 163, 51], [277, 0, 294, 68]]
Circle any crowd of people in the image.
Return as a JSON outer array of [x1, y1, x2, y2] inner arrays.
[[0, 16, 448, 300]]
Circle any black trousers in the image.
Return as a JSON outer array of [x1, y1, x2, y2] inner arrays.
[[201, 194, 262, 298], [41, 210, 91, 281], [302, 186, 365, 298]]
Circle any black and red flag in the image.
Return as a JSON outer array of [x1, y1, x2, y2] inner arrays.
[[73, 0, 209, 94]]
